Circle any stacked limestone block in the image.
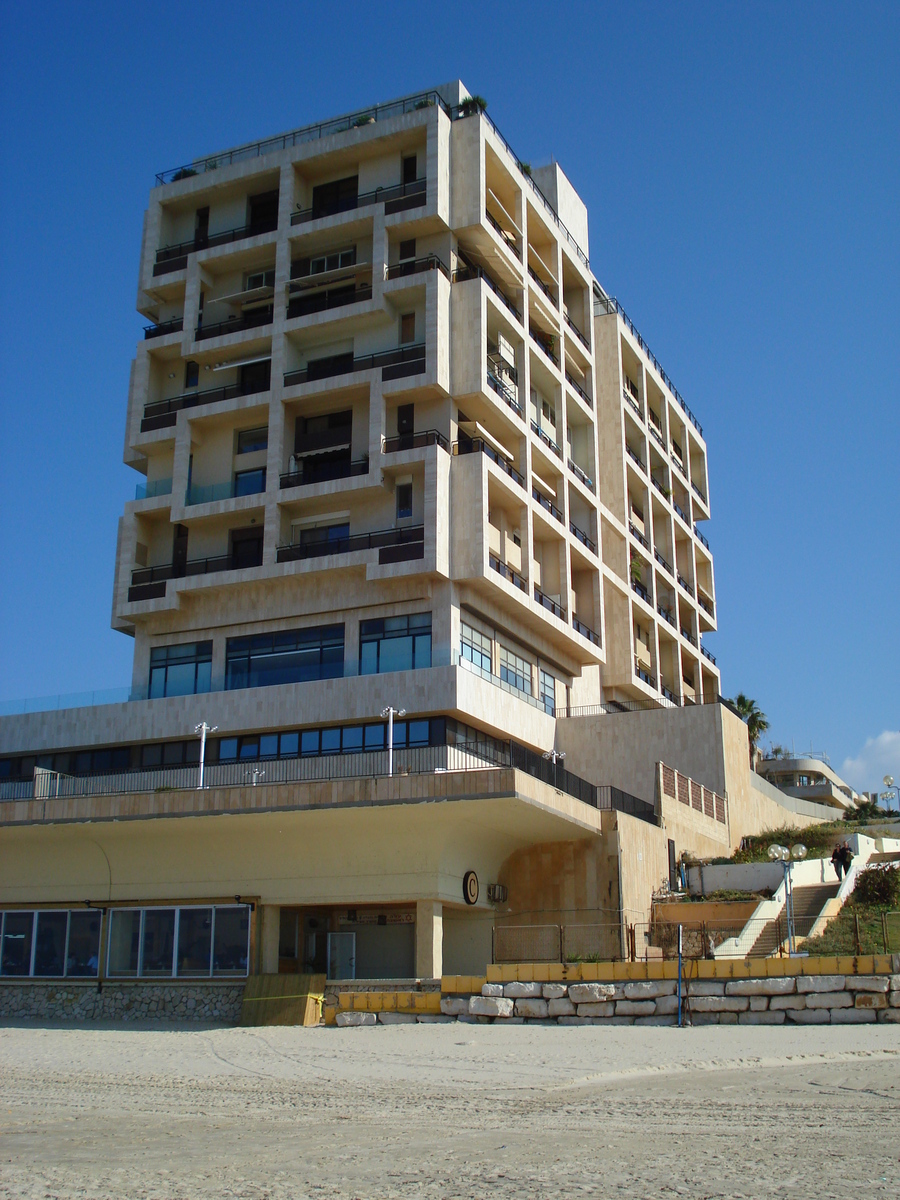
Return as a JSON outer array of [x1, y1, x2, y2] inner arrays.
[[0, 982, 245, 1023], [436, 974, 900, 1026]]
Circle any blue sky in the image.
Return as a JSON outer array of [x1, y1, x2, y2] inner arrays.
[[0, 1, 897, 792]]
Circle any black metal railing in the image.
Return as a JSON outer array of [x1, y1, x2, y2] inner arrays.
[[292, 177, 426, 224], [527, 265, 556, 306], [284, 343, 425, 387], [649, 426, 666, 449], [144, 317, 183, 339], [569, 522, 596, 554], [196, 306, 273, 340], [596, 785, 658, 823], [677, 573, 694, 596], [385, 253, 450, 281], [623, 389, 643, 420], [629, 522, 649, 549], [565, 314, 590, 350], [154, 216, 278, 275], [698, 595, 715, 617], [692, 482, 708, 504], [632, 579, 652, 603], [286, 283, 372, 319], [293, 425, 353, 455], [452, 261, 520, 321], [383, 429, 449, 454], [635, 665, 656, 687], [276, 524, 423, 564], [529, 329, 559, 366], [701, 645, 717, 665], [673, 455, 688, 479], [489, 554, 527, 592], [626, 445, 646, 471], [486, 367, 523, 416], [531, 420, 562, 458], [486, 209, 522, 259], [129, 550, 261, 599], [534, 586, 566, 620], [654, 549, 673, 575], [279, 458, 369, 489], [694, 525, 710, 549], [595, 288, 702, 435], [454, 438, 525, 489], [141, 378, 270, 432], [651, 475, 669, 498], [673, 501, 690, 524], [568, 459, 593, 489], [657, 605, 675, 627], [572, 615, 601, 647], [532, 487, 563, 525], [681, 627, 696, 646], [565, 370, 592, 408]]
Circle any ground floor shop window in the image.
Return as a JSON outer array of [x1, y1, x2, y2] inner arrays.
[[105, 905, 250, 978], [0, 909, 101, 977]]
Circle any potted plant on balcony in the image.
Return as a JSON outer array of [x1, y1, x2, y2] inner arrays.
[[630, 550, 643, 586], [460, 95, 487, 117]]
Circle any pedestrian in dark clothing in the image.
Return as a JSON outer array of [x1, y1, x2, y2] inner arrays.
[[840, 842, 854, 876], [831, 845, 844, 880]]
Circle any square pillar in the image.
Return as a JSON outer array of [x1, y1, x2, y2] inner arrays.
[[259, 904, 280, 974], [415, 900, 442, 980]]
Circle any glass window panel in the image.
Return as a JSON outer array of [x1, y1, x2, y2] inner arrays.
[[107, 909, 140, 977], [301, 731, 319, 756], [176, 908, 212, 977], [162, 741, 184, 766], [259, 735, 279, 759], [409, 613, 432, 630], [184, 740, 200, 764], [279, 732, 299, 757], [195, 661, 212, 693], [149, 667, 167, 698], [213, 906, 250, 976], [384, 617, 407, 633], [379, 635, 413, 674], [75, 752, 92, 774], [408, 720, 430, 747], [391, 721, 407, 747], [93, 749, 112, 773], [164, 662, 197, 697], [1, 912, 34, 976], [33, 912, 68, 976], [341, 726, 363, 752], [141, 909, 176, 976], [364, 725, 385, 750], [219, 738, 238, 761], [239, 738, 259, 760], [321, 728, 341, 754], [413, 633, 431, 668], [359, 641, 378, 676], [66, 911, 101, 977]]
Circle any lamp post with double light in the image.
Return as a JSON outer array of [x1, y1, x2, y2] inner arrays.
[[381, 706, 406, 777], [768, 842, 807, 954], [881, 775, 899, 814]]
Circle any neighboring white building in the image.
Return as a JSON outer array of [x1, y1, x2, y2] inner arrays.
[[756, 751, 860, 812]]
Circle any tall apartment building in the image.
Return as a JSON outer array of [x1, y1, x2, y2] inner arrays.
[[2, 84, 802, 1001]]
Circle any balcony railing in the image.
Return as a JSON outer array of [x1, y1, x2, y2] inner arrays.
[[698, 595, 715, 617], [277, 524, 423, 564], [569, 521, 596, 554], [529, 329, 559, 366], [654, 549, 673, 575], [527, 265, 556, 306], [532, 486, 564, 525], [531, 421, 562, 458], [661, 684, 678, 703], [144, 317, 183, 340], [292, 177, 426, 224], [657, 605, 675, 627], [635, 665, 657, 688], [651, 475, 669, 499], [649, 426, 666, 450], [286, 283, 372, 320], [489, 554, 528, 592], [294, 425, 352, 455], [692, 481, 708, 504], [572, 615, 601, 647], [382, 429, 449, 453], [486, 367, 523, 417], [454, 438, 525, 489], [284, 343, 425, 387], [673, 501, 690, 524], [629, 521, 649, 549], [534, 586, 566, 621], [135, 478, 173, 501], [196, 306, 273, 340], [140, 378, 270, 432], [486, 210, 522, 260], [626, 445, 646, 472], [565, 370, 592, 408], [452, 261, 521, 321], [595, 289, 702, 436], [701, 645, 717, 665], [565, 314, 590, 350], [186, 472, 266, 505], [632, 579, 652, 604], [623, 389, 643, 420], [280, 458, 369, 489], [677, 573, 694, 596], [694, 525, 710, 550], [672, 455, 688, 480], [153, 216, 278, 276], [385, 253, 450, 281], [567, 459, 594, 490], [129, 549, 261, 599]]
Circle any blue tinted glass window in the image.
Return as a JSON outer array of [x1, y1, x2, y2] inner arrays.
[[301, 731, 319, 756], [259, 735, 279, 758], [279, 732, 299, 757], [219, 738, 238, 761], [364, 725, 385, 750], [321, 728, 341, 754], [342, 726, 363, 752]]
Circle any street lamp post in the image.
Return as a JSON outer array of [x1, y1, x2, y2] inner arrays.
[[881, 775, 899, 814], [195, 721, 218, 790], [768, 842, 807, 954], [381, 706, 406, 777], [543, 748, 566, 787]]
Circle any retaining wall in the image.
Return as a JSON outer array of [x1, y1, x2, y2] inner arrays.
[[0, 981, 244, 1022]]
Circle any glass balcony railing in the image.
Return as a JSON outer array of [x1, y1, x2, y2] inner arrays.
[[135, 478, 173, 501], [185, 471, 266, 506]]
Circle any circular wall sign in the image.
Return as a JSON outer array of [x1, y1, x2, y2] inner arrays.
[[463, 870, 479, 905]]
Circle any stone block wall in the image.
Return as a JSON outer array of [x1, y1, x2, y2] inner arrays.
[[0, 981, 244, 1023]]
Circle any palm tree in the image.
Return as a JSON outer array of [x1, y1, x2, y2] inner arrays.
[[730, 693, 770, 768]]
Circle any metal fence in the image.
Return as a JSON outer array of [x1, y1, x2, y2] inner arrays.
[[492, 923, 626, 963]]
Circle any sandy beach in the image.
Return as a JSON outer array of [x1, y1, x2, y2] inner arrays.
[[1, 1022, 898, 1198]]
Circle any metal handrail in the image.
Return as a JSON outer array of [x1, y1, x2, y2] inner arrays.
[[629, 522, 649, 549], [155, 216, 278, 263], [490, 554, 528, 592], [453, 438, 525, 489], [565, 314, 590, 350], [694, 525, 710, 549], [532, 486, 564, 524], [657, 605, 675, 627], [568, 459, 594, 490], [284, 343, 425, 387], [196, 307, 273, 340], [529, 328, 559, 366], [692, 481, 708, 504], [565, 370, 592, 408], [701, 645, 717, 665], [528, 264, 556, 305], [698, 595, 714, 617], [572, 615, 601, 646], [677, 573, 694, 596], [626, 445, 646, 471], [292, 177, 426, 224], [632, 579, 652, 604], [569, 521, 596, 554], [486, 368, 523, 416], [534, 586, 566, 621], [623, 388, 644, 420], [276, 524, 423, 563], [531, 420, 562, 458], [452, 261, 521, 321], [142, 379, 270, 424], [383, 430, 449, 453], [286, 283, 373, 319], [144, 317, 184, 340], [654, 549, 673, 575], [385, 253, 450, 281], [279, 459, 369, 489], [485, 209, 522, 259]]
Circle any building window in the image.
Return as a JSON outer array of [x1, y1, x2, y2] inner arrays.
[[184, 360, 199, 389], [0, 909, 101, 978], [400, 313, 416, 344], [233, 467, 266, 496], [245, 269, 275, 290], [460, 622, 492, 673], [402, 155, 417, 186], [398, 238, 416, 261], [304, 246, 356, 276], [499, 645, 532, 695], [396, 481, 413, 520], [149, 642, 212, 699], [359, 613, 432, 675], [237, 427, 268, 454], [106, 905, 250, 978], [540, 669, 556, 716], [225, 625, 344, 691]]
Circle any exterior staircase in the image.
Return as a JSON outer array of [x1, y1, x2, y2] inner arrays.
[[747, 883, 840, 957]]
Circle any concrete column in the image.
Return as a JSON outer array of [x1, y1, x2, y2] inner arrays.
[[415, 900, 442, 980], [259, 904, 280, 974]]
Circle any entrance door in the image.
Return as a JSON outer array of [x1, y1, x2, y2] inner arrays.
[[327, 932, 356, 980], [172, 524, 189, 577]]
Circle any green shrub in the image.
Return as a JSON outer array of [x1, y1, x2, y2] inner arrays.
[[853, 864, 900, 907]]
